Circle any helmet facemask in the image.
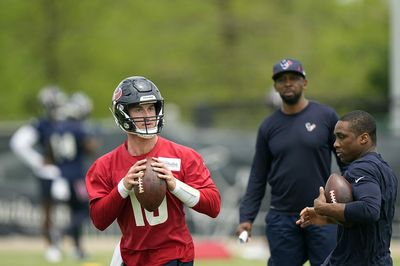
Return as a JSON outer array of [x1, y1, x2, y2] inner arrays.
[[112, 102, 164, 139], [130, 112, 163, 139]]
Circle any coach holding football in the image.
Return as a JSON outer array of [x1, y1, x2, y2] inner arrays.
[[236, 58, 346, 266], [297, 110, 398, 265]]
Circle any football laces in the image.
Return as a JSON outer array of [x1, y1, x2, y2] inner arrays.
[[329, 190, 337, 203], [138, 176, 144, 193]]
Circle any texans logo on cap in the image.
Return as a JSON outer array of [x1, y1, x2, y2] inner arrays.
[[280, 59, 293, 70]]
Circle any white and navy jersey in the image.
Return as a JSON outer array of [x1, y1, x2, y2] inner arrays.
[[240, 101, 346, 221], [10, 117, 61, 180], [15, 117, 89, 181], [46, 119, 88, 181], [323, 152, 398, 265], [32, 118, 87, 181]]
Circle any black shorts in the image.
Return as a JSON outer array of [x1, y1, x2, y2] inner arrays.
[[37, 178, 53, 202], [163, 260, 193, 266], [123, 260, 193, 266]]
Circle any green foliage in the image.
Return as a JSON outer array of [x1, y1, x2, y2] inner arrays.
[[0, 0, 390, 126]]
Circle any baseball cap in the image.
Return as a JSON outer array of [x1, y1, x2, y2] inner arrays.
[[272, 58, 306, 81]]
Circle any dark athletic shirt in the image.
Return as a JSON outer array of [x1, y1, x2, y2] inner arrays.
[[240, 101, 344, 221]]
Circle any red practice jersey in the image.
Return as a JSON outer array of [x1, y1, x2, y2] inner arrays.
[[86, 137, 221, 265]]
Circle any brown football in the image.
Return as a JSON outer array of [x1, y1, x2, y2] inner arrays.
[[134, 158, 167, 212], [324, 173, 353, 203]]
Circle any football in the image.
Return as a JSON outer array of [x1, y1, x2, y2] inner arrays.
[[324, 173, 353, 203], [134, 158, 167, 212]]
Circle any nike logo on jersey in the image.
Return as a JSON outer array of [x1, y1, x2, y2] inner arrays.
[[305, 122, 316, 132], [355, 176, 365, 183]]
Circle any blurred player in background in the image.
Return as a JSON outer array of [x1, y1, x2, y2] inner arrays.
[[10, 86, 98, 262], [86, 76, 220, 266], [297, 110, 398, 265], [10, 86, 66, 262], [56, 91, 99, 260], [236, 58, 347, 266]]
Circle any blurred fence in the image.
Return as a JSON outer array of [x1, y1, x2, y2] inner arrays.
[[0, 117, 399, 240]]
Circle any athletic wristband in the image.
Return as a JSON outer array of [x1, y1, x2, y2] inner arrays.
[[117, 179, 131, 199], [171, 179, 200, 207]]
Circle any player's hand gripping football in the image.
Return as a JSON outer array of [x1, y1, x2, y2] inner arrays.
[[314, 186, 328, 213], [123, 159, 147, 190], [296, 187, 329, 228], [151, 157, 177, 191]]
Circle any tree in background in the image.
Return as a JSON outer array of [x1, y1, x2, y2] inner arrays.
[[0, 0, 389, 128]]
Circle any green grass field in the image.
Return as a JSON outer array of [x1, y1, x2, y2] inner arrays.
[[0, 236, 268, 266], [0, 250, 399, 266], [0, 236, 398, 266], [0, 250, 266, 266]]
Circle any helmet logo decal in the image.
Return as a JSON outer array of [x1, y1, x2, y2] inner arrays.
[[112, 87, 123, 101]]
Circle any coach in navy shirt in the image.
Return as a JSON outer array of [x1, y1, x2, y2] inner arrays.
[[297, 110, 398, 265], [236, 58, 346, 266]]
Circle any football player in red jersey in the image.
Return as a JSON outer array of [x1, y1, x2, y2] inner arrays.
[[86, 76, 221, 266]]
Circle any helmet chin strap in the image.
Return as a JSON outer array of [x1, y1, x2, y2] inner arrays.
[[132, 127, 158, 139], [133, 132, 157, 139]]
